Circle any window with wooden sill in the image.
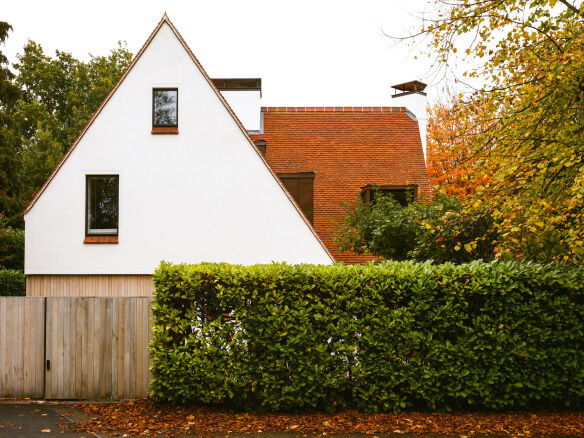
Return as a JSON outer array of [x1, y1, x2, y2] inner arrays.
[[152, 88, 178, 134], [85, 175, 119, 244]]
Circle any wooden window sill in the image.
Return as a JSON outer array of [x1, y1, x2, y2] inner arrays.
[[151, 126, 178, 134], [84, 236, 118, 244]]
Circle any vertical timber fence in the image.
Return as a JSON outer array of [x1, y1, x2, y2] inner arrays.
[[0, 297, 153, 400]]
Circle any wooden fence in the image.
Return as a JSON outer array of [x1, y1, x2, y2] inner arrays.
[[0, 297, 45, 398], [0, 297, 153, 400]]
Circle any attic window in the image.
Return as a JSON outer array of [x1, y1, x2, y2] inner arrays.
[[278, 172, 315, 223], [152, 88, 178, 134], [86, 175, 119, 239], [361, 185, 418, 207], [254, 140, 266, 156]]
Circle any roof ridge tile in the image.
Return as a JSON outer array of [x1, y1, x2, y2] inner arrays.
[[261, 106, 409, 113]]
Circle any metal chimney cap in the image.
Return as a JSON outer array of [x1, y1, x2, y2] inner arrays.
[[391, 80, 427, 92]]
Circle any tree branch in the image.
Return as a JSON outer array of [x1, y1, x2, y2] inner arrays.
[[557, 0, 581, 15]]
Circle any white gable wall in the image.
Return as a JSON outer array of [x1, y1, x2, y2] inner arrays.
[[24, 23, 332, 274]]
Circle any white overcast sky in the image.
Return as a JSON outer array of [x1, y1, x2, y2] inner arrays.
[[2, 0, 451, 106]]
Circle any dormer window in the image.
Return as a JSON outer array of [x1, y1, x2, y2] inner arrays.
[[152, 88, 178, 134], [361, 184, 418, 207]]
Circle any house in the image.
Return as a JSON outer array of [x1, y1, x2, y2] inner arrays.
[[23, 15, 429, 297]]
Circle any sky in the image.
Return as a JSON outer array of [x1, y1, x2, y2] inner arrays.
[[2, 0, 448, 106]]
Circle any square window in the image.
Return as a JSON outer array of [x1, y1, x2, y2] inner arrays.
[[153, 88, 178, 127], [86, 175, 119, 236]]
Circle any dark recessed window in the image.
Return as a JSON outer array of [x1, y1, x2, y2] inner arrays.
[[153, 88, 178, 127], [361, 185, 417, 207], [254, 139, 267, 156], [278, 172, 315, 223], [86, 175, 119, 236]]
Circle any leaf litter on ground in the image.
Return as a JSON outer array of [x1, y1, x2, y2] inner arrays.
[[69, 399, 584, 437]]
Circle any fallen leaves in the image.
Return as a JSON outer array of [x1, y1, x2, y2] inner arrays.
[[70, 399, 584, 437]]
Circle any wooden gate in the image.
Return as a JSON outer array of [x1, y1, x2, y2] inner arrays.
[[0, 297, 45, 398], [0, 297, 152, 400]]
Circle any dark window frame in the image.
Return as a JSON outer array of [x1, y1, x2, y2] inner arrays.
[[152, 88, 179, 128], [85, 175, 119, 237], [277, 172, 315, 223], [254, 139, 266, 156], [361, 184, 418, 206]]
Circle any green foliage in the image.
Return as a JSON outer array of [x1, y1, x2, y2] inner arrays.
[[0, 268, 25, 296], [151, 261, 584, 412], [334, 191, 419, 260], [334, 191, 496, 263], [416, 1, 584, 263], [2, 40, 132, 226], [0, 215, 23, 270], [0, 22, 21, 220]]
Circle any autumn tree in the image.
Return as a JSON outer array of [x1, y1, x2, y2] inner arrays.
[[426, 95, 491, 198], [417, 0, 584, 263]]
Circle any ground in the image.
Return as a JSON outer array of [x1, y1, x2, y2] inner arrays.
[[1, 399, 583, 438], [0, 402, 90, 437]]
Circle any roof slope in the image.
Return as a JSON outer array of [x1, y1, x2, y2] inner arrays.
[[252, 107, 431, 264]]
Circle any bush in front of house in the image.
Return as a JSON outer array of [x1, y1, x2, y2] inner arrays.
[[0, 216, 25, 271], [0, 268, 26, 296], [150, 261, 584, 412]]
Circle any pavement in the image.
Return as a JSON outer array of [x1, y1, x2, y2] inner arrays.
[[0, 402, 99, 437]]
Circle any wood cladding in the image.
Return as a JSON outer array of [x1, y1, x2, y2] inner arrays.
[[27, 275, 155, 297], [0, 297, 45, 398]]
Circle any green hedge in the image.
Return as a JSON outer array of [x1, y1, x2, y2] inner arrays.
[[0, 268, 25, 296], [150, 261, 584, 412]]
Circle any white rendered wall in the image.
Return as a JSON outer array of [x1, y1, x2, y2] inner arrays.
[[221, 90, 261, 132], [24, 23, 333, 274], [392, 93, 428, 160]]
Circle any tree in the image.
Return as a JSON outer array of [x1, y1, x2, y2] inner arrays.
[[415, 0, 584, 263], [5, 41, 133, 225], [0, 22, 20, 222], [426, 95, 491, 198], [334, 191, 497, 263]]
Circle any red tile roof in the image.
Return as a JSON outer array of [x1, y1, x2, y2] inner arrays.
[[252, 107, 431, 264]]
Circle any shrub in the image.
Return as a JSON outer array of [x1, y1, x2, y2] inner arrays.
[[151, 261, 584, 412], [0, 215, 24, 270], [0, 268, 26, 296], [334, 191, 497, 264]]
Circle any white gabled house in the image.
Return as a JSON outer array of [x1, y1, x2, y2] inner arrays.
[[23, 15, 334, 297]]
